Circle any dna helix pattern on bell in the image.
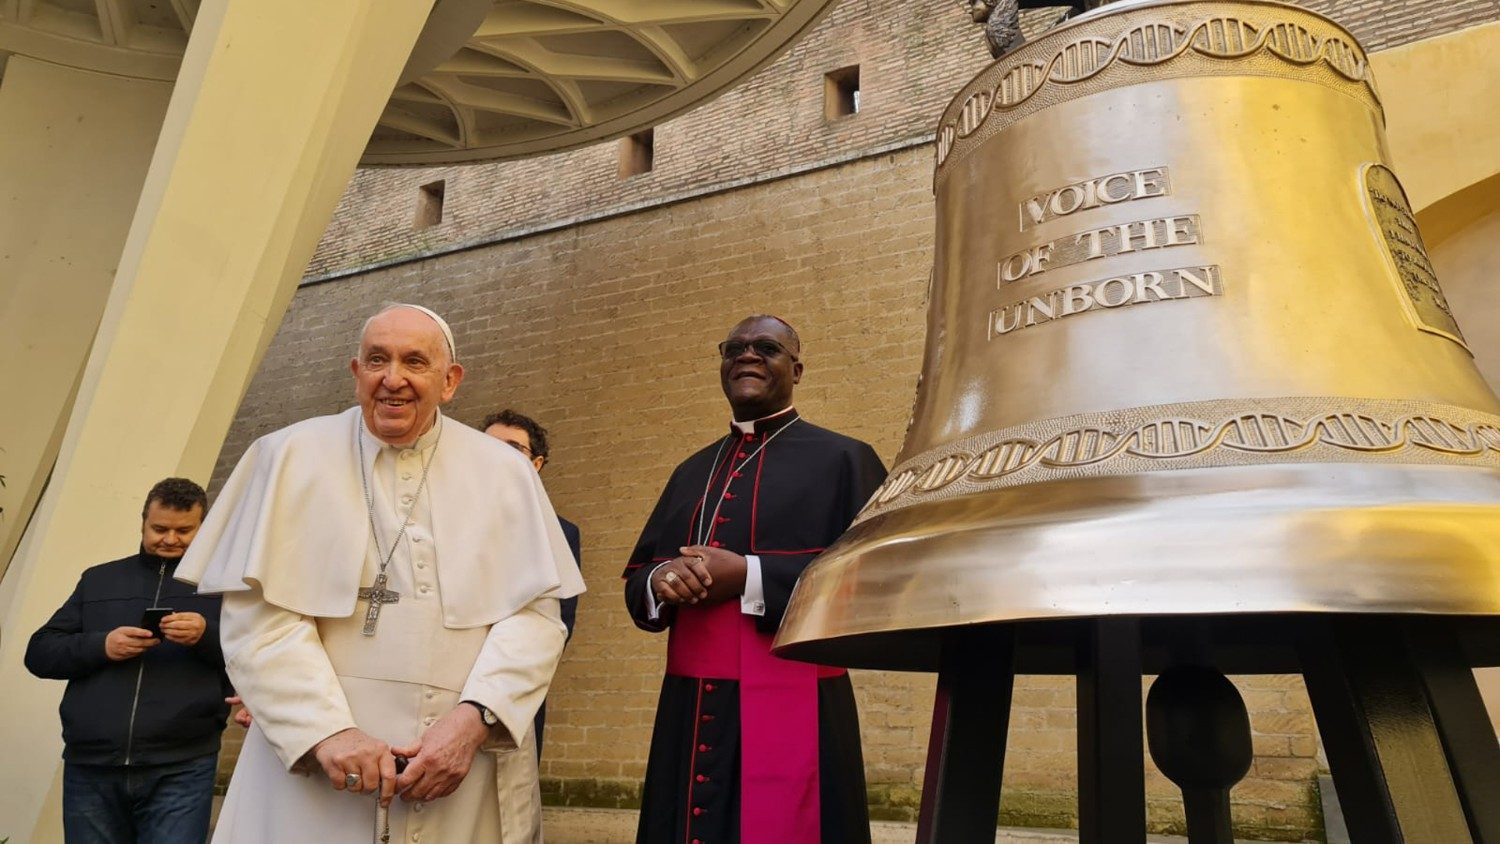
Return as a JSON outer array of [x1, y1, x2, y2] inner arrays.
[[775, 0, 1500, 669]]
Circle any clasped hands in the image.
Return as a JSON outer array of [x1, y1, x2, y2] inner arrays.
[[310, 703, 491, 807], [651, 545, 747, 607]]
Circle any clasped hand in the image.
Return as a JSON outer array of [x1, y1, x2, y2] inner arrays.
[[312, 728, 400, 806], [312, 704, 490, 807], [651, 545, 748, 606]]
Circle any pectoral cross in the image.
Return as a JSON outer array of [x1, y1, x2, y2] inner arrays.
[[357, 572, 400, 636]]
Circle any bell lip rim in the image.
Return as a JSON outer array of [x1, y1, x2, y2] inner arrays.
[[775, 463, 1500, 662], [770, 609, 1500, 673]]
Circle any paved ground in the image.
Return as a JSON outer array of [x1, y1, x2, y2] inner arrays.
[[542, 809, 1069, 843], [214, 799, 1293, 842], [539, 807, 1281, 843]]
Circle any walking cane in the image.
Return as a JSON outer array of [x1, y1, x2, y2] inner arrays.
[[376, 755, 410, 844]]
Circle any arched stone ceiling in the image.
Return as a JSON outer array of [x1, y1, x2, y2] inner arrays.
[[369, 0, 835, 165], [0, 0, 840, 165]]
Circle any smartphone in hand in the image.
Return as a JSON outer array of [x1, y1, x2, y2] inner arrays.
[[140, 607, 173, 638]]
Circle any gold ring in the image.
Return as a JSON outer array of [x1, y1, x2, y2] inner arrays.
[[663, 571, 679, 584]]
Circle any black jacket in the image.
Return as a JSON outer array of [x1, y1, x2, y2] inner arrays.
[[558, 516, 582, 640], [24, 550, 231, 766]]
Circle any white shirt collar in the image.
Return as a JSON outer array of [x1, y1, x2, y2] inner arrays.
[[359, 409, 444, 453], [731, 405, 796, 435]]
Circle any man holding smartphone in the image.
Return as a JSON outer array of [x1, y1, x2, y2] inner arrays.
[[25, 477, 232, 843]]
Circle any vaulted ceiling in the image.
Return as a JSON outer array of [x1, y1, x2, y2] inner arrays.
[[0, 0, 840, 164]]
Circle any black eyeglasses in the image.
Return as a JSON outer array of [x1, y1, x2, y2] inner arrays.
[[718, 338, 798, 361], [501, 439, 534, 458]]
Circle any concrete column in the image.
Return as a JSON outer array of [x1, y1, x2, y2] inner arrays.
[[0, 0, 436, 836], [1373, 21, 1500, 214], [1429, 204, 1500, 732], [0, 58, 173, 581], [1375, 22, 1500, 739]]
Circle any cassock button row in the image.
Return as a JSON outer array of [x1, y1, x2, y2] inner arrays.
[[715, 516, 729, 524], [696, 774, 709, 783], [704, 683, 716, 692], [723, 493, 735, 500], [700, 714, 715, 723], [736, 452, 748, 459], [692, 807, 705, 817], [698, 743, 710, 752], [419, 586, 431, 594], [731, 472, 742, 478], [710, 541, 723, 548]]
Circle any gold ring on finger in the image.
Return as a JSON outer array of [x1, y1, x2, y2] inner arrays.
[[663, 571, 679, 584]]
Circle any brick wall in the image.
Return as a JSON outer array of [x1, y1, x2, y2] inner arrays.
[[210, 0, 1500, 838], [304, 0, 1500, 284]]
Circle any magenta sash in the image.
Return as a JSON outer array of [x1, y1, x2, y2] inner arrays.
[[667, 599, 839, 843]]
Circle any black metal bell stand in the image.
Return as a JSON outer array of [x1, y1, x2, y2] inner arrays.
[[913, 614, 1500, 843]]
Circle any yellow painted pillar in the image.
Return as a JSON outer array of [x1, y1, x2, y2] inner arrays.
[[0, 0, 437, 836], [0, 57, 174, 582], [1372, 21, 1500, 214], [1429, 203, 1500, 730], [1374, 23, 1500, 738], [1433, 204, 1500, 387]]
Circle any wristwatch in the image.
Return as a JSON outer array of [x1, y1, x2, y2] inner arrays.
[[462, 700, 499, 727]]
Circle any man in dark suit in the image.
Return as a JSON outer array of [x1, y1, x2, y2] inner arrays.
[[481, 408, 581, 757]]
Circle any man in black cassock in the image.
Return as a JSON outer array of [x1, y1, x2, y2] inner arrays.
[[623, 315, 886, 844]]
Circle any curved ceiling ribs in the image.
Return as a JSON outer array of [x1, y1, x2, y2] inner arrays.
[[0, 0, 836, 164], [0, 0, 199, 79], [368, 0, 795, 164]]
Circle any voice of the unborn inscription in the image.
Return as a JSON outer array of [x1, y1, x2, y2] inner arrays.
[[987, 166, 1222, 338], [988, 267, 1221, 338]]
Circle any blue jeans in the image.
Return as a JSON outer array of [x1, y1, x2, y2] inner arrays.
[[63, 753, 218, 844]]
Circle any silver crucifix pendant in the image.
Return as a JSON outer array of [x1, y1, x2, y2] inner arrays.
[[357, 572, 401, 636]]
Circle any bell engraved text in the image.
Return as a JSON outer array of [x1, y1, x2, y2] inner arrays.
[[1019, 167, 1170, 230], [988, 265, 1222, 338], [1363, 163, 1468, 350]]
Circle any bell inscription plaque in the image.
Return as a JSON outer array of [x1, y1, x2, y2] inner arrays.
[[1363, 162, 1468, 349]]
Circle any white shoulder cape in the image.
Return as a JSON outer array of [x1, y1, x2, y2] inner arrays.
[[177, 407, 585, 628]]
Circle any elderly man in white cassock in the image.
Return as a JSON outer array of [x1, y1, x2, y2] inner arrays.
[[177, 304, 585, 844]]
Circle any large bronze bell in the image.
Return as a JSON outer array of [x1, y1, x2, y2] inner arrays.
[[775, 0, 1500, 671]]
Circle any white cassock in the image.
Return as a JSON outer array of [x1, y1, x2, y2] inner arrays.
[[177, 407, 586, 844]]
